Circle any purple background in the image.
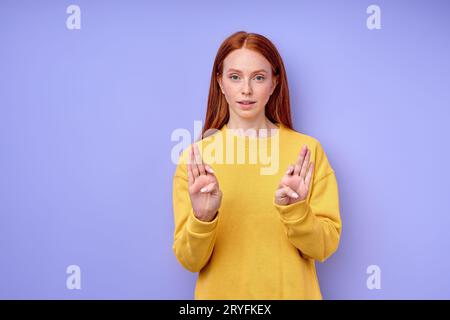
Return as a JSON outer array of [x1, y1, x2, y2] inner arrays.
[[1, 0, 449, 299]]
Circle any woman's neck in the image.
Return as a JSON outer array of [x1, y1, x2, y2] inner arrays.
[[226, 116, 278, 137]]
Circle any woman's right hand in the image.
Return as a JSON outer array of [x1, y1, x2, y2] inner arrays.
[[187, 144, 222, 222]]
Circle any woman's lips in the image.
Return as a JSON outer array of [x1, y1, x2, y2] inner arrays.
[[237, 101, 256, 110]]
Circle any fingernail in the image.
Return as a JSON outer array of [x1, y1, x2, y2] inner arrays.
[[292, 192, 299, 198], [285, 168, 291, 174], [200, 187, 206, 193], [207, 167, 214, 173]]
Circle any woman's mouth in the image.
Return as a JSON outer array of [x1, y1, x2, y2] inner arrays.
[[237, 101, 256, 110]]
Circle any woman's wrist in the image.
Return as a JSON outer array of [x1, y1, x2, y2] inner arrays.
[[198, 210, 218, 222]]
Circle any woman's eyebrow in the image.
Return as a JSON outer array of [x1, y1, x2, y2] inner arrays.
[[226, 68, 268, 74]]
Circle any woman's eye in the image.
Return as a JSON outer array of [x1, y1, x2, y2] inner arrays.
[[228, 74, 264, 81]]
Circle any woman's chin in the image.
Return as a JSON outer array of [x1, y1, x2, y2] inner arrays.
[[236, 111, 257, 119], [233, 105, 260, 117]]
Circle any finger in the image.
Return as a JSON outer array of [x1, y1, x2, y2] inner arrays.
[[193, 144, 206, 176], [276, 185, 299, 199], [190, 146, 199, 178], [285, 164, 294, 175], [187, 163, 194, 186], [200, 182, 216, 193], [205, 165, 219, 188], [205, 164, 216, 176], [300, 149, 311, 179], [304, 161, 314, 187], [293, 164, 301, 176], [275, 187, 287, 200], [294, 145, 307, 175]]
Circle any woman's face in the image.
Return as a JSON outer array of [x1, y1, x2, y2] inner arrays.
[[218, 48, 278, 121]]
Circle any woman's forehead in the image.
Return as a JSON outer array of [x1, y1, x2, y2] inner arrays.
[[223, 48, 272, 72]]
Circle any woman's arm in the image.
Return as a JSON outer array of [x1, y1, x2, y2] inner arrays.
[[273, 142, 342, 262], [172, 146, 220, 272]]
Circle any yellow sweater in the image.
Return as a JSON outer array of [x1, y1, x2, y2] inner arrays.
[[172, 122, 342, 299]]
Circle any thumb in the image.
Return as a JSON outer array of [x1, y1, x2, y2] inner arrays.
[[275, 185, 299, 200], [200, 182, 216, 193]]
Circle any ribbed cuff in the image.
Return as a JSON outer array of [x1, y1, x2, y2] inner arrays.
[[187, 208, 219, 234], [273, 199, 309, 222]]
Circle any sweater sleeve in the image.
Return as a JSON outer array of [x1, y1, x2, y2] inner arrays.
[[172, 146, 219, 273], [273, 141, 342, 263]]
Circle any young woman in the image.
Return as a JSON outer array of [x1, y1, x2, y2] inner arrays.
[[172, 31, 342, 299]]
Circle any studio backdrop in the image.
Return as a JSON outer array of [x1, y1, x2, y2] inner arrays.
[[1, 0, 449, 299]]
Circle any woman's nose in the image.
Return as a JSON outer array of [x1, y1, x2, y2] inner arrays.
[[241, 80, 253, 95]]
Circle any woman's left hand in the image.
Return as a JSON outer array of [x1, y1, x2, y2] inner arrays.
[[274, 144, 314, 206]]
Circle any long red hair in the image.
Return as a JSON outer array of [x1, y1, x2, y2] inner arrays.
[[200, 31, 294, 140]]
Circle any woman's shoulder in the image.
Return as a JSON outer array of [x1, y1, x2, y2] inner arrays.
[[280, 123, 321, 148], [283, 127, 334, 178], [280, 124, 334, 174]]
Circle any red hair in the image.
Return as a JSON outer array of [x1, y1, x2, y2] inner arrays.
[[200, 31, 294, 140]]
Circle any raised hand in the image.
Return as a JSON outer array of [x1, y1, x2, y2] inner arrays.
[[187, 144, 222, 222], [275, 144, 314, 206]]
